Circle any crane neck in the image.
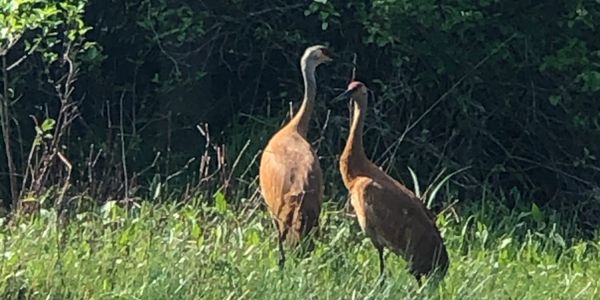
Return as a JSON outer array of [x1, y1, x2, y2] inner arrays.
[[340, 98, 369, 184], [288, 60, 317, 137]]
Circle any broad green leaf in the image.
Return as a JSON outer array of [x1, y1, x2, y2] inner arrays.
[[579, 70, 600, 92], [191, 222, 202, 240], [41, 118, 55, 132], [214, 191, 227, 213], [498, 237, 512, 250], [531, 203, 544, 223], [548, 95, 561, 106]]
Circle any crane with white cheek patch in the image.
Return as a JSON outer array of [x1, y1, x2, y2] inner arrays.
[[259, 45, 333, 268]]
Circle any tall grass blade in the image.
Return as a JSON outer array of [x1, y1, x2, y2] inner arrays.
[[426, 166, 471, 209], [407, 166, 421, 199]]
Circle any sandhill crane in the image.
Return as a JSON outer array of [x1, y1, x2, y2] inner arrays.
[[334, 81, 449, 285], [259, 45, 332, 268]]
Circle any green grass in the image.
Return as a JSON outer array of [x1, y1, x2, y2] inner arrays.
[[0, 199, 598, 299]]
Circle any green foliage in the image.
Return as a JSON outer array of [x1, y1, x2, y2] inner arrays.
[[0, 0, 59, 53], [0, 0, 91, 61], [213, 190, 228, 214], [33, 118, 55, 146], [531, 203, 544, 225], [578, 70, 600, 92], [305, 0, 340, 31], [0, 200, 598, 298], [0, 0, 93, 208], [0, 0, 598, 230]]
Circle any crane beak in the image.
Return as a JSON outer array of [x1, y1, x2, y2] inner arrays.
[[331, 89, 353, 103]]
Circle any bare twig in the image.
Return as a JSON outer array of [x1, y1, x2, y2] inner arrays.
[[1, 55, 19, 208], [166, 157, 196, 182], [226, 139, 251, 185], [56, 151, 72, 208], [6, 36, 44, 71], [350, 53, 357, 82], [247, 3, 304, 18], [377, 33, 518, 167], [119, 91, 129, 200]]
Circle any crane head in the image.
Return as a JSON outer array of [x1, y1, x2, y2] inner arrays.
[[347, 81, 365, 92], [302, 45, 333, 66], [332, 81, 370, 104]]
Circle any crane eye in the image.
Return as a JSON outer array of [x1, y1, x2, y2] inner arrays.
[[320, 47, 332, 58]]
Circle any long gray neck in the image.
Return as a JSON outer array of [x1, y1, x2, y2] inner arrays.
[[289, 59, 317, 137]]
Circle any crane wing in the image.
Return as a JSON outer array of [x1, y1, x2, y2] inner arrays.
[[259, 147, 290, 212], [360, 181, 439, 255]]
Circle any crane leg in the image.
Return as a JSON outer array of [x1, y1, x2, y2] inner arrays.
[[376, 246, 385, 287], [378, 247, 385, 276], [278, 228, 288, 270], [415, 274, 423, 287], [272, 219, 287, 270]]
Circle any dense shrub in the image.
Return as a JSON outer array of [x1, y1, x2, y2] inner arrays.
[[1, 0, 599, 229]]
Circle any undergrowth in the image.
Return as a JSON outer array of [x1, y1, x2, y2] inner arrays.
[[0, 197, 597, 299]]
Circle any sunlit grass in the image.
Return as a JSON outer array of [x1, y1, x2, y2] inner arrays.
[[0, 199, 597, 299]]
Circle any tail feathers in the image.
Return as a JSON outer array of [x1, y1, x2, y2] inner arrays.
[[430, 244, 449, 282], [409, 243, 449, 286], [278, 193, 319, 253]]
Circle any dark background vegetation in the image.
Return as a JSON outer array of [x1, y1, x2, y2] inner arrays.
[[1, 0, 599, 233]]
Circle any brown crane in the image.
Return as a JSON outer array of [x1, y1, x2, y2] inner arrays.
[[334, 81, 449, 285], [259, 45, 332, 268]]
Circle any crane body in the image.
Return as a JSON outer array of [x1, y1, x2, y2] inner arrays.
[[259, 45, 332, 268], [336, 81, 449, 285]]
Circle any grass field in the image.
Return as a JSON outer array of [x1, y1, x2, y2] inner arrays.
[[0, 198, 597, 299]]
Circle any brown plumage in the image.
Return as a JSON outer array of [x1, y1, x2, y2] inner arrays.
[[335, 81, 449, 285], [259, 45, 332, 268]]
